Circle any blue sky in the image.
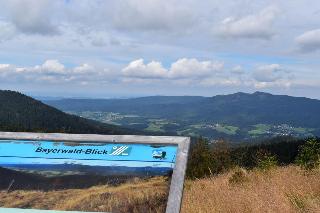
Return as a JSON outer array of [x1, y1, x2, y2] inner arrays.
[[0, 0, 320, 99]]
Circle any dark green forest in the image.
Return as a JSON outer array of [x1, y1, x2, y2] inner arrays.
[[186, 136, 320, 179], [0, 90, 137, 135], [44, 92, 320, 140], [45, 92, 320, 128]]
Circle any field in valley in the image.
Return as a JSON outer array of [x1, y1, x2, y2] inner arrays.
[[69, 111, 316, 141]]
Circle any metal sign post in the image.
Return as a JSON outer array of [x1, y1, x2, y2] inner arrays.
[[0, 132, 190, 213]]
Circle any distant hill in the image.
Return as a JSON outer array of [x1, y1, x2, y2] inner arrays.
[[43, 95, 205, 113], [44, 92, 320, 141], [44, 92, 320, 127], [0, 90, 136, 134]]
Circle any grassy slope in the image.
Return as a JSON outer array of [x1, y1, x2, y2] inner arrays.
[[1, 166, 319, 212], [182, 166, 320, 213], [0, 177, 168, 213]]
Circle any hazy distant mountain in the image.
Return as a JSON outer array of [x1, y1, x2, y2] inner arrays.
[[0, 90, 136, 134], [43, 95, 205, 112], [44, 92, 320, 141]]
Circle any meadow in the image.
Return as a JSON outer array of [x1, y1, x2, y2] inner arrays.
[[1, 166, 319, 213], [182, 166, 320, 213]]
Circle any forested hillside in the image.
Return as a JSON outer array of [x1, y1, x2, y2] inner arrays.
[[0, 90, 136, 134], [44, 92, 320, 140], [45, 92, 320, 127]]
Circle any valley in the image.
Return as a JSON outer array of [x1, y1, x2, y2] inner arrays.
[[44, 92, 320, 142], [68, 111, 315, 141]]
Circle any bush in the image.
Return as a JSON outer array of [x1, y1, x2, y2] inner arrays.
[[187, 139, 235, 179], [296, 138, 320, 170], [255, 149, 278, 171], [211, 140, 234, 174], [186, 138, 215, 179], [186, 137, 309, 179], [228, 167, 248, 185]]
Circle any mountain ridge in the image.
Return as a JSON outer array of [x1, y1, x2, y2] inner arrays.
[[0, 90, 138, 135], [42, 91, 320, 102], [44, 91, 320, 141]]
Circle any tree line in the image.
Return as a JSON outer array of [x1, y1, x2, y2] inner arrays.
[[186, 136, 320, 179]]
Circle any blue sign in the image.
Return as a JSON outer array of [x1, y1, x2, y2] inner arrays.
[[0, 140, 177, 174], [0, 139, 179, 213]]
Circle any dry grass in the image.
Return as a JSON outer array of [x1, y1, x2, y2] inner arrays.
[[181, 166, 320, 213], [2, 166, 320, 213], [0, 177, 169, 213]]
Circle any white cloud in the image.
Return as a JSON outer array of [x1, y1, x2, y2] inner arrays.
[[3, 0, 59, 35], [86, 31, 112, 47], [218, 6, 278, 40], [0, 60, 114, 85], [252, 64, 294, 89], [0, 64, 15, 79], [169, 58, 224, 79], [254, 80, 292, 89], [295, 29, 320, 52], [73, 63, 94, 74], [39, 60, 66, 74], [200, 78, 241, 87], [122, 59, 298, 90], [10, 60, 66, 76], [91, 37, 108, 47], [0, 58, 314, 93], [0, 21, 16, 42], [122, 59, 167, 79], [122, 58, 224, 80], [60, 0, 196, 34], [253, 64, 282, 82], [0, 64, 11, 71], [231, 65, 245, 74], [111, 0, 196, 32]]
